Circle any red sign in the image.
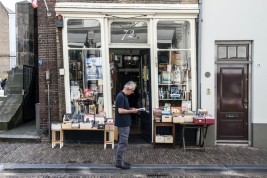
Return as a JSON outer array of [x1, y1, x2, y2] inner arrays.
[[32, 0, 38, 8]]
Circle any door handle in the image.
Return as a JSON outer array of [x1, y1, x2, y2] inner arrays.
[[244, 102, 248, 109], [226, 114, 238, 119]]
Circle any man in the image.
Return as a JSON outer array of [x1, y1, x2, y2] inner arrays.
[[115, 81, 138, 169]]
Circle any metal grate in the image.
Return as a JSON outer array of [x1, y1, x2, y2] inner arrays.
[[146, 173, 170, 177]]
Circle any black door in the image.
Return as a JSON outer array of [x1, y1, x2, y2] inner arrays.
[[216, 44, 249, 141], [139, 49, 152, 143], [22, 65, 36, 121]]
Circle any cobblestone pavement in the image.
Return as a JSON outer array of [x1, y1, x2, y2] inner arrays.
[[1, 173, 267, 178], [0, 143, 267, 165]]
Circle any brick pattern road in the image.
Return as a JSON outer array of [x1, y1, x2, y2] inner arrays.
[[1, 143, 267, 165]]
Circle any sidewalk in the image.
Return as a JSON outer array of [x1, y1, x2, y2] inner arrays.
[[0, 142, 267, 175], [0, 121, 267, 176]]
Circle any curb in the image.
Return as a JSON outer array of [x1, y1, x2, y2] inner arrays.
[[0, 163, 267, 174]]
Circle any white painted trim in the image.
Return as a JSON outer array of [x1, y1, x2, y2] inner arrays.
[[190, 19, 197, 111], [63, 17, 71, 113], [55, 3, 198, 10], [55, 3, 199, 18], [58, 3, 199, 123]]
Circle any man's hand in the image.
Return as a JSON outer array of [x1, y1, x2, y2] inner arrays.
[[130, 108, 138, 114]]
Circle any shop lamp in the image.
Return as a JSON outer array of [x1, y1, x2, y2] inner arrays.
[[124, 49, 139, 65]]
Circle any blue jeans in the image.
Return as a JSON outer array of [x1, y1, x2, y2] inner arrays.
[[116, 127, 130, 164]]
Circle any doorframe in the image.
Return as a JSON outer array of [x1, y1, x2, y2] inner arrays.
[[214, 41, 252, 145]]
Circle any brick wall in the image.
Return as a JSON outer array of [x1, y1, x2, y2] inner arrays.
[[37, 0, 59, 136], [0, 3, 10, 78], [56, 0, 198, 3], [37, 0, 198, 137]]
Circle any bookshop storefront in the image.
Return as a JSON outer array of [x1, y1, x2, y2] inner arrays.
[[55, 3, 199, 143]]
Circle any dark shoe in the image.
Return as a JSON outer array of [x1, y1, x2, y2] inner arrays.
[[116, 163, 131, 169], [123, 162, 131, 166]]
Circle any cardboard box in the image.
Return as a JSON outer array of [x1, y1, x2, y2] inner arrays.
[[105, 124, 114, 131], [72, 123, 79, 128], [193, 117, 205, 124], [51, 123, 61, 130], [80, 123, 92, 129], [155, 135, 165, 143], [184, 115, 194, 123], [162, 115, 172, 122], [62, 122, 72, 129], [164, 135, 173, 143], [173, 116, 184, 123]]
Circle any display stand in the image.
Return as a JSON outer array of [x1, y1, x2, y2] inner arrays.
[[179, 123, 211, 152], [51, 130, 63, 148], [51, 127, 104, 149], [153, 121, 175, 149], [104, 130, 114, 149]]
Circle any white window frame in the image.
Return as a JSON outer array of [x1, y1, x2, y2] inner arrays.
[[56, 3, 199, 117]]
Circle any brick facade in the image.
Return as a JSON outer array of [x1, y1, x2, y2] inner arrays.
[[37, 0, 198, 137], [0, 2, 10, 78]]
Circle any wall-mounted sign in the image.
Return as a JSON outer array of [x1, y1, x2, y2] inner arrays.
[[38, 59, 43, 66]]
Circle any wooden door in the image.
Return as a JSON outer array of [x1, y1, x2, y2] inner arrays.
[[217, 64, 248, 140]]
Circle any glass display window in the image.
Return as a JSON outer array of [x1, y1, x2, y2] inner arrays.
[[110, 21, 148, 43], [157, 20, 191, 49], [67, 19, 105, 118], [156, 20, 193, 111], [67, 19, 101, 48]]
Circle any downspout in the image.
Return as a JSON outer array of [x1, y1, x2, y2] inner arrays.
[[197, 0, 203, 109], [46, 71, 51, 140], [196, 0, 203, 145]]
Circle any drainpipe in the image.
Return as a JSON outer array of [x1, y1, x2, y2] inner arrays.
[[196, 0, 203, 145], [46, 70, 51, 140]]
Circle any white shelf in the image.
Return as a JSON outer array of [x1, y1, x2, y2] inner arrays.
[[159, 99, 185, 100], [158, 84, 186, 86]]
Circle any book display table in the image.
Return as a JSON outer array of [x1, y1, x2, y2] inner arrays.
[[153, 121, 175, 149], [179, 122, 213, 152], [51, 127, 106, 149]]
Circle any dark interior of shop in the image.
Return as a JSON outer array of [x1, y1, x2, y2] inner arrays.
[[110, 48, 150, 144]]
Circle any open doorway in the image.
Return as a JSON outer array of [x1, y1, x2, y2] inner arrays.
[[109, 48, 151, 144]]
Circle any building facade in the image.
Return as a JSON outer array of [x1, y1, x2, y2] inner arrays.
[[36, 0, 267, 148], [201, 0, 267, 148], [37, 0, 199, 144], [0, 2, 15, 79]]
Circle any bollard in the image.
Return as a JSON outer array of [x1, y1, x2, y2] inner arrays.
[[35, 103, 40, 135]]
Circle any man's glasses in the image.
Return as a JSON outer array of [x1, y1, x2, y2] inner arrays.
[[129, 89, 135, 93]]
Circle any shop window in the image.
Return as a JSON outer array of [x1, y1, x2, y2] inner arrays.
[[67, 19, 105, 122], [67, 19, 101, 48], [110, 21, 147, 43], [157, 50, 192, 110], [157, 20, 191, 49]]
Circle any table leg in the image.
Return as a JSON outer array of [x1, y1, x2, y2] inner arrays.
[[181, 125, 186, 152], [200, 127, 204, 151], [172, 124, 175, 149], [201, 125, 209, 147], [153, 124, 156, 149]]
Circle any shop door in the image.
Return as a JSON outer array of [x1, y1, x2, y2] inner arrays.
[[217, 64, 248, 140], [139, 49, 152, 143]]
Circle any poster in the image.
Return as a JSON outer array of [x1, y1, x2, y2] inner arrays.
[[86, 57, 102, 80]]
